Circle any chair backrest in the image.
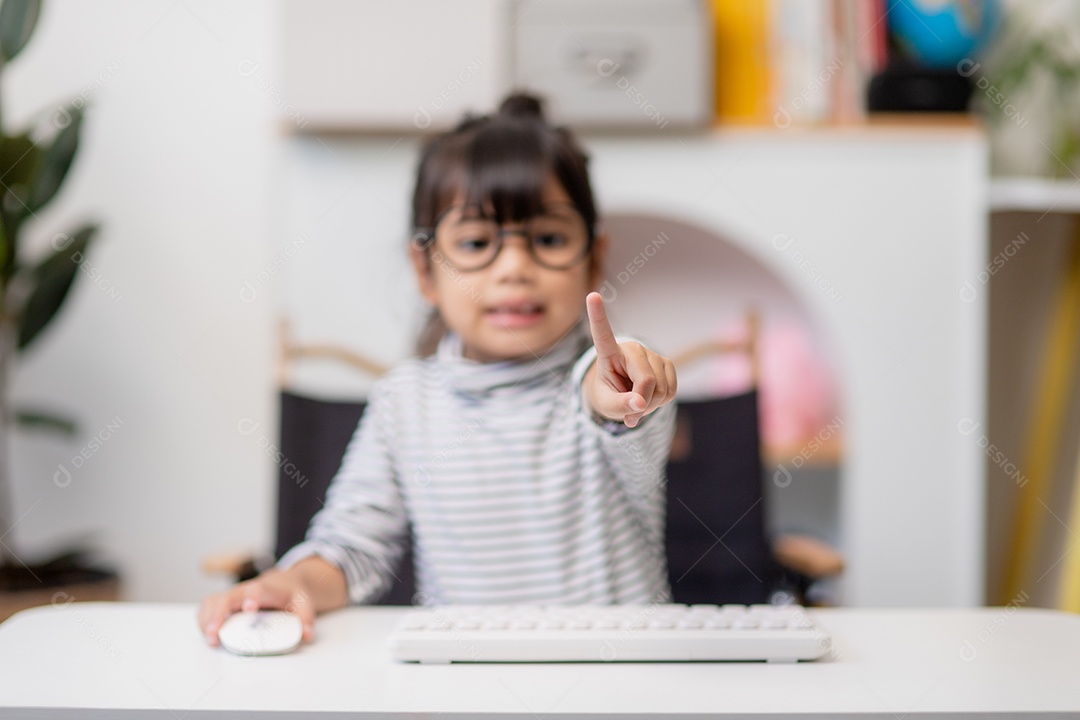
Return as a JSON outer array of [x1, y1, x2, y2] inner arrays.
[[277, 387, 774, 607], [275, 391, 364, 560], [275, 390, 417, 605], [664, 390, 776, 604]]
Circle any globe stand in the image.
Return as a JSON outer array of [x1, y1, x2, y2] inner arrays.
[[867, 58, 974, 113]]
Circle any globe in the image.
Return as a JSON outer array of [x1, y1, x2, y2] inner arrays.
[[888, 0, 999, 69]]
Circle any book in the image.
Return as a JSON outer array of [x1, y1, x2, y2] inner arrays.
[[710, 0, 887, 126], [711, 0, 772, 124]]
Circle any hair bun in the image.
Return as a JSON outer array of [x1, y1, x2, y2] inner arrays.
[[498, 92, 545, 120]]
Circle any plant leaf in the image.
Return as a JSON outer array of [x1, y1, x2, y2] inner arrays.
[[0, 214, 8, 287], [0, 207, 18, 285], [16, 223, 98, 350], [0, 0, 40, 62], [0, 132, 40, 223], [15, 408, 76, 435], [28, 103, 82, 213]]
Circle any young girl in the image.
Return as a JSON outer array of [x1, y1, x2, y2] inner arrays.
[[199, 93, 678, 646]]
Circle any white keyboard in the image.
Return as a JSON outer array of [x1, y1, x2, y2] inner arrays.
[[387, 603, 832, 664]]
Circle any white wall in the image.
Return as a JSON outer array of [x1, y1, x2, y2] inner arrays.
[[8, 0, 280, 602]]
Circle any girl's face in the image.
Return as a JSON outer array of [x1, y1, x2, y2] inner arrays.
[[411, 178, 606, 362]]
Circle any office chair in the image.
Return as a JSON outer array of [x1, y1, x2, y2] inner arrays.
[[206, 315, 842, 606], [665, 389, 774, 603]]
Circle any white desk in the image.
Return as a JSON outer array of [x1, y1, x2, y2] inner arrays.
[[0, 603, 1077, 718]]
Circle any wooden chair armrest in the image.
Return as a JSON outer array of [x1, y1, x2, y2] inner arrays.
[[201, 552, 259, 579], [772, 533, 844, 579]]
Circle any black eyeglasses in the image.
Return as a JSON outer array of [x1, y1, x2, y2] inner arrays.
[[411, 202, 594, 272]]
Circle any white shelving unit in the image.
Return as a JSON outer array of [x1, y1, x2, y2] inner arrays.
[[990, 176, 1080, 214], [586, 124, 989, 608]]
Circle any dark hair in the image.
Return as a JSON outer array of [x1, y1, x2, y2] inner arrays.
[[411, 91, 600, 354]]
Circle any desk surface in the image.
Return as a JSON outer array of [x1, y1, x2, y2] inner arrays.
[[0, 603, 1077, 719]]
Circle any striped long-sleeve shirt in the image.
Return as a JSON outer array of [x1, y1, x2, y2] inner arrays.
[[277, 320, 676, 605]]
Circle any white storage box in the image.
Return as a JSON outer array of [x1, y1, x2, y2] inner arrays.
[[281, 0, 510, 132], [512, 0, 713, 128], [280, 0, 712, 132]]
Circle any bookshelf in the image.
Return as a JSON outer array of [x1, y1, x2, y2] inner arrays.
[[273, 0, 990, 607]]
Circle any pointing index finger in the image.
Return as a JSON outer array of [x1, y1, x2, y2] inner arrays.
[[586, 292, 620, 361]]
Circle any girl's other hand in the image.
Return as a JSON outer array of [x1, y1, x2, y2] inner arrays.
[[197, 568, 316, 647], [583, 291, 677, 428]]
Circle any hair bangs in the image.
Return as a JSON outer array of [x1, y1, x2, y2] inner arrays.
[[413, 134, 471, 228], [461, 121, 551, 224]]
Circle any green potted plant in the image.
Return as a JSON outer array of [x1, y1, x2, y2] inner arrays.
[[0, 0, 113, 621], [978, 3, 1080, 177]]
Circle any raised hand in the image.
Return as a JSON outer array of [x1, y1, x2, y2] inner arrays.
[[583, 292, 677, 428]]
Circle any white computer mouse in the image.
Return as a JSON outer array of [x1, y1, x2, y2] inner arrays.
[[217, 610, 303, 656]]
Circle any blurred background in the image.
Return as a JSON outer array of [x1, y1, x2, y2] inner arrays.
[[2, 0, 1080, 616]]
